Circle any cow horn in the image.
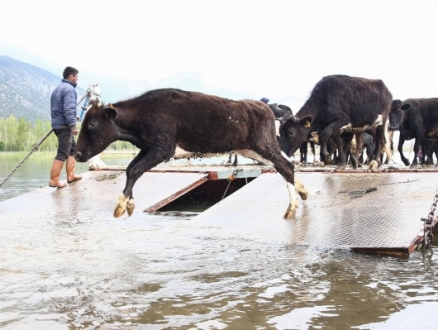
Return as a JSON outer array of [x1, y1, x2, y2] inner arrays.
[[277, 112, 293, 122]]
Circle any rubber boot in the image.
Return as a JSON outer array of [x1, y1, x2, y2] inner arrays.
[[49, 159, 67, 188], [66, 155, 82, 183]]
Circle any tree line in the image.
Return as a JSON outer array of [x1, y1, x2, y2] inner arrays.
[[0, 115, 135, 152]]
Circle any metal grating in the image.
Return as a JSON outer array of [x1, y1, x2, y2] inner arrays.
[[188, 172, 438, 254], [1, 169, 437, 255]]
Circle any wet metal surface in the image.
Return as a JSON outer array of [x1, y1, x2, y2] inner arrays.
[[190, 172, 437, 254], [0, 171, 208, 216]]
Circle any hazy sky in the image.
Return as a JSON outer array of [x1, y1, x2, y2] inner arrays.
[[1, 0, 438, 109]]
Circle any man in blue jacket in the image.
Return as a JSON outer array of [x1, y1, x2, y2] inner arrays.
[[49, 66, 82, 188]]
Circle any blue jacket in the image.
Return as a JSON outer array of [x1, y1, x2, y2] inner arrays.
[[51, 79, 78, 129]]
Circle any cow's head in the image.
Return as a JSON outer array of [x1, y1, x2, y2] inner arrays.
[[388, 99, 411, 131], [74, 102, 120, 162], [278, 114, 313, 157]]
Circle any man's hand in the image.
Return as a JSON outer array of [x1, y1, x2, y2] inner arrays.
[[71, 128, 79, 136]]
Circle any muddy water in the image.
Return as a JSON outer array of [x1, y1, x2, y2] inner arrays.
[[1, 157, 438, 329]]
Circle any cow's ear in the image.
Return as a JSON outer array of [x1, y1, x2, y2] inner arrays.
[[401, 103, 411, 111], [102, 103, 118, 120], [299, 115, 313, 128]]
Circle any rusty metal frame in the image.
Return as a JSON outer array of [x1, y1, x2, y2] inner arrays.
[[145, 176, 208, 212]]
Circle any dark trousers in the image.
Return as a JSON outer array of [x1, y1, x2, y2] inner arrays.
[[54, 128, 76, 162]]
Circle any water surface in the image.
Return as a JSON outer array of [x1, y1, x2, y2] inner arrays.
[[1, 155, 438, 329]]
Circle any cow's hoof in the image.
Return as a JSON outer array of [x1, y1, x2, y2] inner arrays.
[[284, 202, 298, 219], [369, 160, 379, 171], [114, 193, 128, 218], [336, 165, 346, 171], [294, 179, 308, 200], [403, 160, 410, 166], [127, 199, 135, 216], [298, 189, 308, 200]]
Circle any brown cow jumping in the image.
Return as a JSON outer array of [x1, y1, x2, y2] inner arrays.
[[74, 88, 308, 218]]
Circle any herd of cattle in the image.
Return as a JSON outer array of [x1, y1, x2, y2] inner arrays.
[[73, 74, 438, 219]]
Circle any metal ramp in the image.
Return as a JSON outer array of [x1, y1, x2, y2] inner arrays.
[[0, 171, 208, 216], [187, 172, 438, 255], [1, 168, 437, 256]]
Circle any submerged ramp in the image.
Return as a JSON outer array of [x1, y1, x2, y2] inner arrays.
[[0, 171, 208, 216], [188, 172, 438, 255]]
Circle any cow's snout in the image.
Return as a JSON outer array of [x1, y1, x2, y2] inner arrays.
[[74, 151, 83, 162]]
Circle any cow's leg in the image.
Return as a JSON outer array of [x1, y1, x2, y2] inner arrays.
[[310, 142, 318, 164], [233, 154, 238, 166], [343, 133, 358, 169], [354, 133, 364, 167], [398, 136, 410, 166], [410, 135, 423, 168], [114, 140, 175, 217], [319, 121, 347, 165], [300, 142, 307, 163], [115, 148, 150, 216], [432, 139, 438, 166], [383, 129, 393, 164], [370, 124, 385, 170], [332, 134, 347, 169], [254, 146, 307, 219]]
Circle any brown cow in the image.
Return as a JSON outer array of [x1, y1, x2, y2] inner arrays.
[[74, 88, 308, 218]]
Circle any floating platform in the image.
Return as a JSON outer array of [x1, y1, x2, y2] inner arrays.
[[1, 164, 437, 256]]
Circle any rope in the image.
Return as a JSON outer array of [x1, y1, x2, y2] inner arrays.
[[0, 91, 94, 189]]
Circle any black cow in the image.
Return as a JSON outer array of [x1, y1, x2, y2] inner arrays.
[[269, 103, 292, 118], [268, 104, 316, 163], [278, 75, 393, 170], [389, 98, 438, 167], [74, 88, 308, 218], [421, 137, 438, 165]]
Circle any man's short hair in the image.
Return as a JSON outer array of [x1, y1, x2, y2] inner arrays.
[[63, 66, 79, 79]]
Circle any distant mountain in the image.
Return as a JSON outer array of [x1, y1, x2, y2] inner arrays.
[[0, 56, 85, 123], [0, 52, 303, 124]]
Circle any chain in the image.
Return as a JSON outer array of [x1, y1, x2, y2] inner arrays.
[[421, 187, 438, 249]]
